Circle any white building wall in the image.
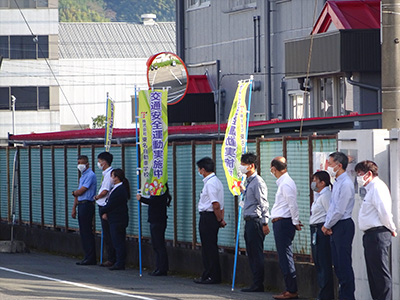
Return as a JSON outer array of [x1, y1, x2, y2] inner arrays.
[[0, 9, 58, 35], [58, 58, 148, 129]]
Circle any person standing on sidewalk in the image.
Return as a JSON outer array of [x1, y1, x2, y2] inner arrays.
[[355, 160, 397, 300], [71, 155, 97, 265], [270, 156, 302, 300], [194, 157, 226, 284], [93, 151, 115, 268], [322, 152, 355, 300], [239, 152, 270, 293], [310, 171, 334, 300]]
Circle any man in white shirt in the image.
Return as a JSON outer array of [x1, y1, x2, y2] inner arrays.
[[194, 157, 226, 284], [270, 156, 302, 300], [355, 160, 397, 300], [322, 152, 355, 300], [93, 152, 115, 267]]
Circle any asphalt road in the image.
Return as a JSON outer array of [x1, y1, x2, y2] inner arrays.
[[0, 251, 279, 300]]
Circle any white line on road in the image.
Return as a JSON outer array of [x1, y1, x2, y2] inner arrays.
[[0, 266, 157, 300]]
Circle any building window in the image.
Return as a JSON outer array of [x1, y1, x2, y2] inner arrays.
[[289, 91, 310, 119], [1, 35, 48, 59], [0, 87, 49, 111], [315, 76, 354, 117], [229, 0, 256, 10], [188, 0, 210, 9], [0, 0, 48, 8]]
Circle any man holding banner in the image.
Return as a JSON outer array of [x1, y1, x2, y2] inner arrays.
[[239, 152, 270, 293]]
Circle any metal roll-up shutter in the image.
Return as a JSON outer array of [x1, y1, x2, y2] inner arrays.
[[19, 148, 30, 223]]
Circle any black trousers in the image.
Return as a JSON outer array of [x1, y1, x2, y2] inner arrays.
[[199, 212, 221, 282], [109, 221, 127, 268], [330, 218, 355, 300], [363, 227, 392, 300], [244, 218, 265, 288], [273, 218, 297, 293], [310, 224, 334, 300], [99, 206, 116, 263], [78, 201, 96, 262], [150, 221, 169, 273]]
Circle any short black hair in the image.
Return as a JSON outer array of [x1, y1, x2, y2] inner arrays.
[[241, 152, 257, 168], [355, 160, 378, 177], [78, 155, 88, 164], [98, 152, 113, 165], [271, 158, 287, 171], [312, 170, 332, 188], [329, 152, 348, 170], [196, 157, 215, 172]]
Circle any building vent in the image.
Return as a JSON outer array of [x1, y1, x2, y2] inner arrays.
[[141, 14, 156, 26]]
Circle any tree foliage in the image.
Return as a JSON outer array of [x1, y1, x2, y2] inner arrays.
[[59, 0, 110, 22], [92, 114, 106, 129], [59, 0, 175, 23]]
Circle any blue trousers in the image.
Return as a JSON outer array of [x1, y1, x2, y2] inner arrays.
[[363, 227, 392, 300], [330, 218, 355, 300], [311, 224, 334, 300], [77, 201, 96, 262], [244, 218, 265, 288], [273, 218, 297, 293]]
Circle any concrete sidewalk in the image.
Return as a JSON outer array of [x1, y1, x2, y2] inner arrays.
[[0, 251, 290, 300]]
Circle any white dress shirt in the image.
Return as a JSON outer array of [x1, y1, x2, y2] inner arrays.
[[198, 173, 224, 212], [270, 172, 300, 225], [96, 166, 114, 206], [310, 186, 331, 225], [324, 172, 355, 229], [358, 177, 396, 233]]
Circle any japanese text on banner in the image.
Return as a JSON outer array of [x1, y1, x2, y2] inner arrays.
[[104, 97, 115, 152], [221, 82, 250, 196], [139, 90, 168, 196]]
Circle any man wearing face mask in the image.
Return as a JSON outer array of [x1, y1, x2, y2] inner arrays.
[[321, 152, 355, 300], [93, 152, 115, 267], [71, 155, 97, 265], [270, 156, 302, 300], [239, 152, 269, 293], [355, 160, 396, 300], [194, 157, 226, 284]]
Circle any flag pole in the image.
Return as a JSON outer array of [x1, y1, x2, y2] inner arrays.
[[135, 85, 143, 277], [232, 75, 253, 291], [100, 92, 110, 265]]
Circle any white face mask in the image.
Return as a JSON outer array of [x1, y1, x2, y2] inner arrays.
[[327, 165, 338, 177], [97, 162, 103, 170], [310, 181, 318, 192], [239, 164, 249, 175], [77, 164, 86, 173], [357, 175, 367, 187], [198, 171, 203, 178]]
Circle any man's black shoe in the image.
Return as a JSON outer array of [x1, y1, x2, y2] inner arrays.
[[193, 277, 220, 284], [76, 260, 96, 266], [241, 285, 264, 292], [149, 270, 167, 276]]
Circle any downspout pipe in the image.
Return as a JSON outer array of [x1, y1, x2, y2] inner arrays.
[[267, 0, 272, 120], [176, 0, 185, 61]]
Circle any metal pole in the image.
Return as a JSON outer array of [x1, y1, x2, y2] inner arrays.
[[135, 85, 143, 277], [11, 95, 16, 135], [232, 76, 254, 291]]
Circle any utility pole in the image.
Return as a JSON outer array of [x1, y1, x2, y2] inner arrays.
[[382, 0, 400, 129]]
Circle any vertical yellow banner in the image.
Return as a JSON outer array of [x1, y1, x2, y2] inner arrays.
[[221, 82, 249, 195], [139, 90, 168, 196], [104, 97, 114, 152]]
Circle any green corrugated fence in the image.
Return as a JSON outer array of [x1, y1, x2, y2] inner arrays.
[[0, 136, 336, 258]]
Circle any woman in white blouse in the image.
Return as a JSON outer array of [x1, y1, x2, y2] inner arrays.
[[310, 171, 334, 300]]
